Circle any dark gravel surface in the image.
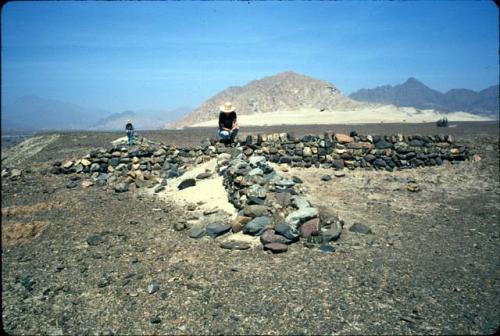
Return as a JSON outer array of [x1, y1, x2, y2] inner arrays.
[[1, 122, 499, 335]]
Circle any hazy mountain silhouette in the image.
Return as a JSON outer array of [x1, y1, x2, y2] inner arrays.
[[2, 95, 109, 131], [92, 107, 192, 130], [349, 78, 499, 117], [1, 95, 192, 131]]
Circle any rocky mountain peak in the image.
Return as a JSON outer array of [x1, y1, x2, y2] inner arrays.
[[171, 71, 358, 128]]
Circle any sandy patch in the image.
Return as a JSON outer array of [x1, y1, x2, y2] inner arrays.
[[3, 134, 60, 166], [111, 136, 128, 145], [2, 202, 59, 217], [1, 221, 48, 247], [153, 159, 237, 218], [219, 231, 261, 248], [189, 106, 492, 127]]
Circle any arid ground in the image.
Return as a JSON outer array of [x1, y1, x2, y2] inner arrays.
[[2, 121, 499, 335]]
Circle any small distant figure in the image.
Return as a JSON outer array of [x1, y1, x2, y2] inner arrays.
[[125, 119, 134, 145], [218, 102, 239, 145]]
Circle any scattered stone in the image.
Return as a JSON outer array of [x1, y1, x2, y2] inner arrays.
[[10, 169, 22, 178], [188, 224, 205, 239], [81, 180, 94, 188], [114, 182, 129, 193], [319, 245, 336, 253], [178, 178, 196, 190], [335, 134, 353, 143], [147, 282, 160, 294], [220, 240, 251, 250], [174, 221, 187, 231], [322, 220, 342, 242], [247, 184, 267, 199], [205, 223, 231, 237], [243, 216, 272, 236], [285, 207, 319, 228], [203, 208, 219, 215], [86, 235, 104, 246], [66, 181, 78, 189], [154, 185, 165, 193], [274, 223, 299, 241], [196, 172, 212, 179], [321, 175, 332, 181], [299, 218, 320, 238], [349, 223, 372, 234], [334, 171, 345, 177], [260, 229, 293, 245], [242, 205, 269, 217], [292, 176, 303, 183], [231, 216, 252, 233], [407, 183, 420, 192], [291, 196, 310, 209], [150, 316, 161, 324], [264, 242, 288, 253]]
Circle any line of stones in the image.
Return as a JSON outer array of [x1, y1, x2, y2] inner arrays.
[[212, 149, 343, 253], [238, 131, 470, 171]]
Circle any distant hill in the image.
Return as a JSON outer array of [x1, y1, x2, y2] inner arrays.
[[92, 107, 192, 130], [170, 71, 362, 128], [1, 94, 193, 131], [349, 78, 499, 118], [1, 95, 109, 131]]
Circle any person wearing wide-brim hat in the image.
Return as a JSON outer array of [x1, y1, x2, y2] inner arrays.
[[125, 119, 134, 146], [218, 102, 239, 145]]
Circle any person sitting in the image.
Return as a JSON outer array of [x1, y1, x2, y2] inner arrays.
[[218, 102, 239, 145], [125, 119, 134, 145]]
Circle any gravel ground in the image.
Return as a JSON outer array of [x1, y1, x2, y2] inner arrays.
[[1, 122, 499, 335]]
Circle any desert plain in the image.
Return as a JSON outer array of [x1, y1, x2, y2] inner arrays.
[[1, 121, 499, 335]]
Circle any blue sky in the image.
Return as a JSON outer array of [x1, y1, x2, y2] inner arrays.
[[2, 0, 498, 112]]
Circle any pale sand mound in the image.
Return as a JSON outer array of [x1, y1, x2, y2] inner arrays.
[[111, 136, 128, 145], [153, 159, 237, 219], [219, 231, 261, 248], [3, 134, 60, 166], [189, 106, 492, 127]]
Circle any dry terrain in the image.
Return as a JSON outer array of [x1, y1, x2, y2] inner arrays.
[[1, 121, 499, 335]]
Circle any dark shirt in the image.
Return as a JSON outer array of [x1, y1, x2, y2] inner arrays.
[[125, 123, 134, 131], [219, 111, 237, 130]]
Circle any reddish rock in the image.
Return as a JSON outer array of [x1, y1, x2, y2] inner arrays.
[[260, 229, 292, 245], [299, 218, 320, 238], [264, 242, 288, 253], [335, 134, 353, 143], [231, 215, 252, 233]]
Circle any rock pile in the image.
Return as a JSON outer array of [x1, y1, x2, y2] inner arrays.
[[49, 140, 219, 190], [242, 132, 471, 171], [48, 131, 474, 253], [216, 149, 340, 253], [49, 132, 472, 190]]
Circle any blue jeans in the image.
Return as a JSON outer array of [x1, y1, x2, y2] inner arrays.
[[127, 131, 134, 145], [218, 128, 238, 143]]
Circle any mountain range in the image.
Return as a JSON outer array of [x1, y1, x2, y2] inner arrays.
[[2, 73, 497, 131], [1, 95, 192, 131], [171, 71, 362, 128], [92, 107, 192, 131], [172, 71, 497, 128], [349, 78, 499, 117]]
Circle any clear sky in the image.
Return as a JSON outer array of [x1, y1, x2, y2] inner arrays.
[[2, 0, 498, 112]]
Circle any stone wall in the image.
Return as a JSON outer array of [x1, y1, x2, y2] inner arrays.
[[48, 132, 473, 192], [241, 131, 471, 171]]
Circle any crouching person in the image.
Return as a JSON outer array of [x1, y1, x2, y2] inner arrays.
[[218, 102, 239, 145]]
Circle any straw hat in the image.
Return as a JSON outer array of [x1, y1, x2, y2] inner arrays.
[[220, 102, 236, 113]]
